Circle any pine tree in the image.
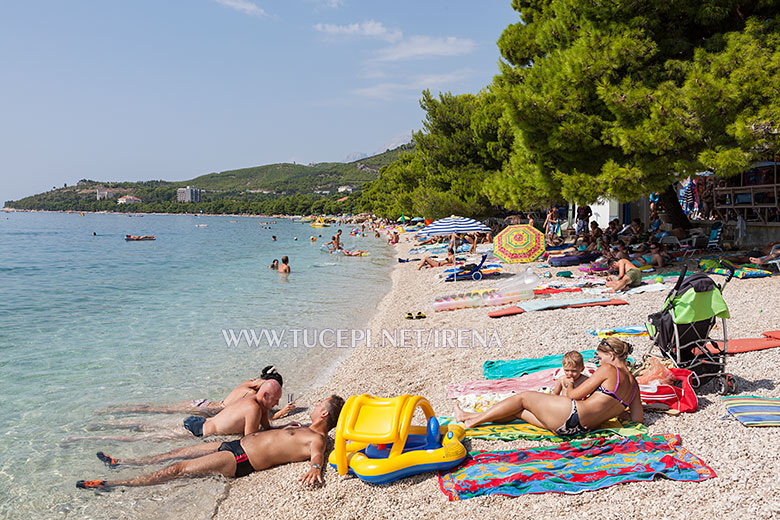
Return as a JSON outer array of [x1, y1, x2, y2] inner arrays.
[[487, 0, 780, 227]]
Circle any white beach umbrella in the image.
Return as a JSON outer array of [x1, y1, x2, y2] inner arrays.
[[416, 215, 491, 237]]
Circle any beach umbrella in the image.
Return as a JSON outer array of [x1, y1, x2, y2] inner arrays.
[[397, 214, 408, 222], [411, 217, 424, 222], [493, 224, 546, 263], [416, 215, 491, 236]]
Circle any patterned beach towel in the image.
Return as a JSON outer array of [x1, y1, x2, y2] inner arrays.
[[448, 364, 597, 399], [437, 417, 647, 442], [722, 396, 780, 426], [438, 434, 715, 501], [587, 326, 649, 338], [447, 368, 560, 398]]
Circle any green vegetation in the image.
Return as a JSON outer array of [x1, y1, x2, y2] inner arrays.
[[5, 146, 408, 214], [358, 1, 780, 227], [358, 90, 512, 220], [484, 0, 780, 228]]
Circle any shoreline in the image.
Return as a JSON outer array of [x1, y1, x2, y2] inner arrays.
[[216, 240, 780, 519]]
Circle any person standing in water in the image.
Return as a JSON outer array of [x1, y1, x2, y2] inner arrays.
[[278, 256, 290, 274]]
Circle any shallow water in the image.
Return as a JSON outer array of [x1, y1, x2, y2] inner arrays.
[[0, 212, 392, 518]]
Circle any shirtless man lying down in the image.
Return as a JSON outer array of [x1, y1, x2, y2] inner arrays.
[[77, 396, 345, 490]]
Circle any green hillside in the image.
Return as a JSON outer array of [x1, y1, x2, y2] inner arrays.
[[187, 142, 412, 192], [4, 143, 413, 213]]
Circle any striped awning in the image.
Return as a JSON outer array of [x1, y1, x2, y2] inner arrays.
[[416, 216, 491, 237]]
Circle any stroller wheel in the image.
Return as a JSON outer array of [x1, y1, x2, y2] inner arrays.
[[717, 375, 738, 396], [725, 374, 738, 394], [472, 271, 483, 281]]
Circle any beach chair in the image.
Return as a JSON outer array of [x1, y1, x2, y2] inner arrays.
[[660, 235, 683, 249], [444, 254, 488, 282], [765, 245, 780, 272], [681, 223, 723, 258], [645, 266, 738, 395], [705, 222, 723, 252]]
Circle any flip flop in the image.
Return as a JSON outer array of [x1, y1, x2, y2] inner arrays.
[[415, 312, 426, 319], [96, 451, 120, 469], [405, 312, 414, 319]]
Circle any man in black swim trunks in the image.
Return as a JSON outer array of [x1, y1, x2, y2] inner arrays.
[[77, 396, 344, 490]]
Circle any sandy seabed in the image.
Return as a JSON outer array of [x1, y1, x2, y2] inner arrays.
[[217, 241, 780, 520]]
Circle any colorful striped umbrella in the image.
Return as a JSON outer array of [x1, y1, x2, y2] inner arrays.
[[493, 225, 546, 263]]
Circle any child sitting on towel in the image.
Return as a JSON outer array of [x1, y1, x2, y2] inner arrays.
[[552, 351, 588, 397]]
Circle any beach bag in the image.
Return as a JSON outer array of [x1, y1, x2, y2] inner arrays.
[[639, 368, 698, 413]]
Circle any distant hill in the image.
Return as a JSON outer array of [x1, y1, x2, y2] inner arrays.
[[4, 142, 415, 213], [167, 142, 413, 193]]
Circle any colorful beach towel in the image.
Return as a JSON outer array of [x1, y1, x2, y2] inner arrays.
[[699, 259, 772, 278], [587, 326, 649, 338], [437, 417, 647, 442], [483, 351, 597, 380], [438, 434, 715, 501], [447, 368, 559, 398], [722, 395, 780, 426], [447, 364, 598, 399]]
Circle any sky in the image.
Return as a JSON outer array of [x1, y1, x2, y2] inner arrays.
[[0, 1, 518, 203]]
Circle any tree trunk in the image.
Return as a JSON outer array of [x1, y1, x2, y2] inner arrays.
[[659, 184, 691, 230]]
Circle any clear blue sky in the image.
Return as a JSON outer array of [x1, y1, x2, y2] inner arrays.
[[0, 1, 518, 203]]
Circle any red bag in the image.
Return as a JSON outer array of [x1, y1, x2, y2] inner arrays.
[[639, 368, 698, 413]]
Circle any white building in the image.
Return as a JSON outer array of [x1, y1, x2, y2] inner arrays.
[[177, 186, 202, 203], [337, 185, 353, 193], [96, 188, 114, 200], [117, 195, 141, 204]]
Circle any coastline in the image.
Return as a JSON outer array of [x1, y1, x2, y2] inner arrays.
[[217, 241, 780, 519]]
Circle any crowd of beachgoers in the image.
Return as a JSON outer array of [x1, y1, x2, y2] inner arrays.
[[73, 210, 780, 519]]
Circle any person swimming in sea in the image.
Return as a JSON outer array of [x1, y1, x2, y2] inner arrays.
[[278, 256, 290, 274]]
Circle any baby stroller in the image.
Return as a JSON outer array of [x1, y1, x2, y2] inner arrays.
[[645, 265, 738, 395]]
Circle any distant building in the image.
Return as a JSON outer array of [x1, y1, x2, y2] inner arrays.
[[96, 188, 114, 200], [117, 195, 141, 204], [337, 185, 353, 193], [177, 186, 202, 203]]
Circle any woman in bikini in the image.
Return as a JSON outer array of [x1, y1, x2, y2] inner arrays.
[[454, 338, 643, 435]]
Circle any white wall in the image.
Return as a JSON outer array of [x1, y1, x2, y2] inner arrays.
[[590, 198, 619, 228]]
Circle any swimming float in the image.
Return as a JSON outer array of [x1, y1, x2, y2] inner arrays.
[[328, 394, 466, 484]]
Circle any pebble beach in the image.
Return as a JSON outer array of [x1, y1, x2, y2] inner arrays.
[[216, 240, 780, 520]]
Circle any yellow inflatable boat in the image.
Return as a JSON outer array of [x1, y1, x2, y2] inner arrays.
[[328, 394, 467, 484]]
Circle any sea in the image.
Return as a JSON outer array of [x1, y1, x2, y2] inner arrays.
[[0, 211, 393, 519]]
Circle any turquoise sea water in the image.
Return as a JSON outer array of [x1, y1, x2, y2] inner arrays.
[[0, 212, 392, 519]]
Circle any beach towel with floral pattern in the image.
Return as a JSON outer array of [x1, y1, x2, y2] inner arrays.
[[438, 434, 715, 501]]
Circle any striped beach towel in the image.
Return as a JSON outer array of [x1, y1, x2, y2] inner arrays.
[[722, 396, 780, 426], [437, 417, 647, 442]]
